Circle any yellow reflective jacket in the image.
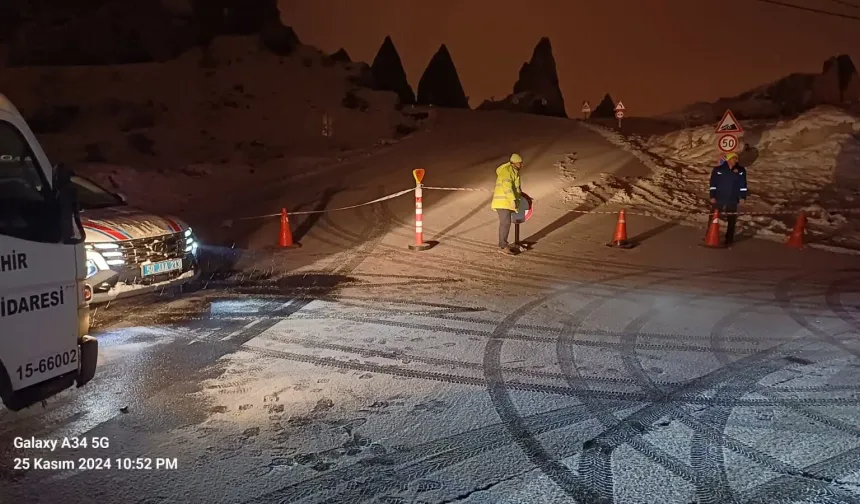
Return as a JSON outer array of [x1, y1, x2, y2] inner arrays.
[[491, 162, 521, 211]]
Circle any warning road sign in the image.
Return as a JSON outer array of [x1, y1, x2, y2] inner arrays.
[[581, 101, 591, 113], [718, 134, 738, 153], [614, 101, 626, 111], [714, 109, 743, 134]]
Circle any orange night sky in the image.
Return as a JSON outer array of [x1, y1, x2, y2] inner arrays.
[[280, 0, 859, 117]]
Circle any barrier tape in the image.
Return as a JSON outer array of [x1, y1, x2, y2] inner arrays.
[[422, 186, 493, 192], [421, 186, 860, 218], [707, 209, 860, 217], [520, 208, 859, 217], [223, 187, 415, 226], [223, 182, 860, 228]]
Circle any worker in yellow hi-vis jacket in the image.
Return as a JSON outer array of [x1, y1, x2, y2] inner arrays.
[[491, 153, 524, 255]]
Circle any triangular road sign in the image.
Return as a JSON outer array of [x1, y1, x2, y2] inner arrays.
[[581, 101, 591, 112], [614, 101, 626, 111], [714, 109, 743, 134]]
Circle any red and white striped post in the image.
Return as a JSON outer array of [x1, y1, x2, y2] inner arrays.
[[408, 168, 432, 251]]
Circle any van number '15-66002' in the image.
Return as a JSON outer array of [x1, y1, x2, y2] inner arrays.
[[17, 350, 77, 380]]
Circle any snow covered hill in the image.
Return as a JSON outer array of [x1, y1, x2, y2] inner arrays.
[[577, 106, 860, 250]]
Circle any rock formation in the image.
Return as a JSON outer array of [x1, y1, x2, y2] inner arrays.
[[672, 54, 860, 123], [346, 63, 375, 88], [259, 17, 300, 56], [811, 55, 860, 105], [330, 48, 351, 63], [591, 94, 617, 118], [2, 0, 301, 66], [477, 37, 566, 117], [416, 44, 469, 109], [512, 38, 566, 117], [370, 36, 415, 105]]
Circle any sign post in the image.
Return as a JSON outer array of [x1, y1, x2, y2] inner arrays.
[[512, 193, 534, 251], [614, 101, 626, 129], [322, 113, 333, 137], [408, 168, 432, 251], [714, 109, 743, 158], [581, 101, 591, 120]]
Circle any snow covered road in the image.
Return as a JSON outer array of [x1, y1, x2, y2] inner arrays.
[[4, 112, 860, 503]]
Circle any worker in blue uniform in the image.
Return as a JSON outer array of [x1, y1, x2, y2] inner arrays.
[[708, 152, 748, 246]]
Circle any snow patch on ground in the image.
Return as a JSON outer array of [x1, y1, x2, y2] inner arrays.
[[554, 152, 578, 183], [577, 107, 860, 250]]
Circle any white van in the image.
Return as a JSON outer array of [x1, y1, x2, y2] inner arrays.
[[0, 93, 97, 411]]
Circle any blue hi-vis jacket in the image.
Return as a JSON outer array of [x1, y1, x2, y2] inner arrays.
[[709, 162, 748, 204]]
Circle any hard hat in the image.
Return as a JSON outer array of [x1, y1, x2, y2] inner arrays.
[[725, 152, 738, 161], [510, 153, 523, 164]]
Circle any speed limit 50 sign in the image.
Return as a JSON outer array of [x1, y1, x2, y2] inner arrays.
[[718, 134, 738, 153]]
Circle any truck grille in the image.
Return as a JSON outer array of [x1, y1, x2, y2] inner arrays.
[[118, 232, 185, 266]]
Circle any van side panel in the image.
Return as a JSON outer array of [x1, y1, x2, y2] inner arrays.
[[0, 235, 79, 390], [0, 94, 91, 408]]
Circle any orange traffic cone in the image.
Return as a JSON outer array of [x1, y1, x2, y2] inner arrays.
[[607, 209, 635, 248], [786, 211, 806, 249], [702, 209, 722, 248], [279, 208, 301, 248]]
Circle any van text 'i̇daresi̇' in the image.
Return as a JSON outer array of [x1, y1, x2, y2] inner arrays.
[[0, 288, 66, 318]]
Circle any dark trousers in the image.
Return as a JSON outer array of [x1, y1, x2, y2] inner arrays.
[[712, 201, 738, 244], [496, 209, 513, 248]]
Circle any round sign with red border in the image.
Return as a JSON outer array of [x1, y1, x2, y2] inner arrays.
[[513, 192, 533, 223], [718, 134, 738, 153], [615, 111, 624, 119]]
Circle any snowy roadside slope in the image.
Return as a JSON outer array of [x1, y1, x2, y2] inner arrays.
[[577, 107, 860, 250]]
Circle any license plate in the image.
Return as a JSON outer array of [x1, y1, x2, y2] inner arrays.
[[141, 259, 183, 277]]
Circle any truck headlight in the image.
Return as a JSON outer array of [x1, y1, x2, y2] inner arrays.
[[185, 227, 198, 255]]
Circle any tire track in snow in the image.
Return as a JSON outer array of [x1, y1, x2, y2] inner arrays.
[[239, 343, 859, 408], [825, 274, 860, 335], [576, 273, 860, 501], [611, 275, 818, 501], [239, 313, 860, 504], [778, 274, 860, 361], [275, 312, 766, 356], [690, 281, 860, 502], [254, 330, 827, 399], [237, 267, 860, 502], [125, 288, 849, 348], [230, 274, 860, 502], [237, 296, 857, 395], [241, 401, 632, 504], [255, 315, 854, 393], [692, 299, 778, 504], [736, 445, 860, 503], [484, 264, 660, 504], [487, 260, 857, 503], [552, 265, 776, 498]]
